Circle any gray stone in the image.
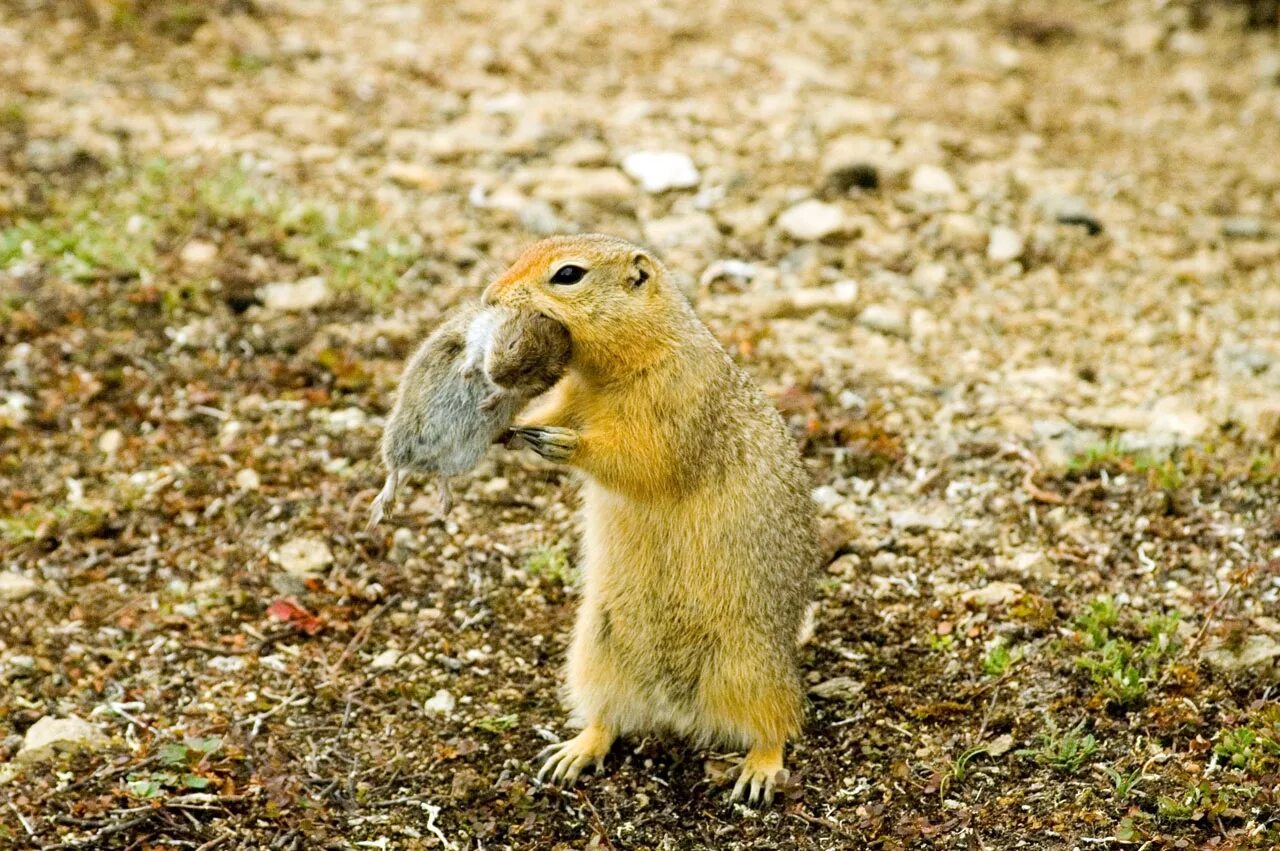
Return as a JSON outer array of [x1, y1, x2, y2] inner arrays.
[[809, 676, 865, 700], [777, 200, 845, 241], [621, 151, 699, 193], [17, 716, 108, 763], [0, 573, 39, 601]]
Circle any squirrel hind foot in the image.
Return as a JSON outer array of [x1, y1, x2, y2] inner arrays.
[[535, 724, 614, 786], [729, 745, 786, 807]]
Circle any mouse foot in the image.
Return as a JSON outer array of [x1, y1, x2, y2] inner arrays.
[[366, 470, 400, 531]]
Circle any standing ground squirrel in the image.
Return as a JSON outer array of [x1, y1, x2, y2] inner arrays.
[[484, 234, 818, 805], [368, 305, 570, 529]]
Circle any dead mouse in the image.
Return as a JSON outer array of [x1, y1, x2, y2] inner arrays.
[[367, 305, 570, 529]]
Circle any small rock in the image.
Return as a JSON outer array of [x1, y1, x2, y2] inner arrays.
[[811, 485, 844, 512], [1222, 217, 1266, 239], [98, 429, 123, 455], [870, 552, 898, 572], [857, 303, 910, 338], [531, 168, 634, 203], [17, 716, 107, 763], [909, 164, 958, 196], [889, 510, 950, 531], [179, 239, 218, 269], [911, 262, 948, 296], [424, 689, 457, 715], [0, 573, 39, 602], [825, 162, 880, 193], [777, 200, 846, 241], [699, 259, 757, 290], [386, 161, 443, 191], [517, 200, 567, 236], [986, 226, 1025, 263], [1121, 20, 1164, 56], [235, 468, 260, 491], [621, 151, 700, 193], [370, 649, 401, 671], [809, 676, 865, 700], [986, 733, 1016, 758], [482, 477, 510, 494], [276, 536, 333, 577], [391, 527, 416, 560], [260, 276, 329, 312], [959, 582, 1024, 607], [643, 212, 721, 255], [1036, 194, 1104, 235], [1203, 635, 1280, 671], [207, 656, 246, 673]]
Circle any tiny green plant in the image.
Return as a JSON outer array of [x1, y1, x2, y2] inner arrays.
[[950, 745, 988, 783], [1018, 720, 1097, 774], [1214, 726, 1280, 774], [927, 632, 955, 653], [1099, 764, 1144, 801], [1075, 597, 1119, 648], [1076, 639, 1147, 706], [473, 714, 518, 733], [982, 638, 1017, 676], [523, 543, 574, 585]]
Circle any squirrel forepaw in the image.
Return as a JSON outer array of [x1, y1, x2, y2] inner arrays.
[[508, 426, 579, 462]]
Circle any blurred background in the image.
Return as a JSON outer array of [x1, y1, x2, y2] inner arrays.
[[1, 1, 1279, 849]]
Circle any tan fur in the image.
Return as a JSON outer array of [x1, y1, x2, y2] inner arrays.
[[485, 235, 818, 805]]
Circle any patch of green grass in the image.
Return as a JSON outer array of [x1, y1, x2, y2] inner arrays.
[[1072, 601, 1181, 708], [1075, 596, 1120, 648], [0, 158, 419, 302], [523, 543, 575, 585], [981, 637, 1018, 676], [1099, 764, 1145, 801], [0, 505, 109, 543], [473, 714, 518, 733], [1215, 723, 1280, 775], [1067, 440, 1190, 490], [1156, 780, 1257, 824], [926, 632, 955, 654], [0, 101, 27, 134], [1018, 720, 1097, 774]]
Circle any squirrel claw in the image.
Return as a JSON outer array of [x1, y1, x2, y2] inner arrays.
[[534, 726, 612, 787], [509, 426, 579, 462], [729, 752, 785, 807]]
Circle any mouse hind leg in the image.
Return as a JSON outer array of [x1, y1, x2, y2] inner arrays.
[[437, 477, 453, 515], [366, 469, 401, 530]]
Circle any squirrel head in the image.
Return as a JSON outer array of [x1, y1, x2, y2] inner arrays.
[[482, 235, 685, 381]]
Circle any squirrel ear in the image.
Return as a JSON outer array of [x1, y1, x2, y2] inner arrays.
[[629, 252, 654, 288]]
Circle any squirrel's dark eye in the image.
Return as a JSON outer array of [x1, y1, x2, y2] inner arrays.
[[549, 264, 587, 285]]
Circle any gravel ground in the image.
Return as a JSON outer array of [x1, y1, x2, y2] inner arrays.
[[2, 1, 1279, 849]]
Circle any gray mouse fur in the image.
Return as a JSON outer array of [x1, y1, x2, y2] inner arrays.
[[367, 304, 570, 529]]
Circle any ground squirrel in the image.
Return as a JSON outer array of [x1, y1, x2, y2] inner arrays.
[[368, 305, 570, 529], [484, 234, 818, 805]]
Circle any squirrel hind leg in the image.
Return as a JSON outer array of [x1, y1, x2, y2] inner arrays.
[[366, 469, 401, 531]]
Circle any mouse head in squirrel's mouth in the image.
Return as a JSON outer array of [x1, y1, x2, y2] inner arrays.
[[482, 234, 684, 377]]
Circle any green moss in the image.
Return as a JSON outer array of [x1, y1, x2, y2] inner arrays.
[[0, 158, 419, 302]]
